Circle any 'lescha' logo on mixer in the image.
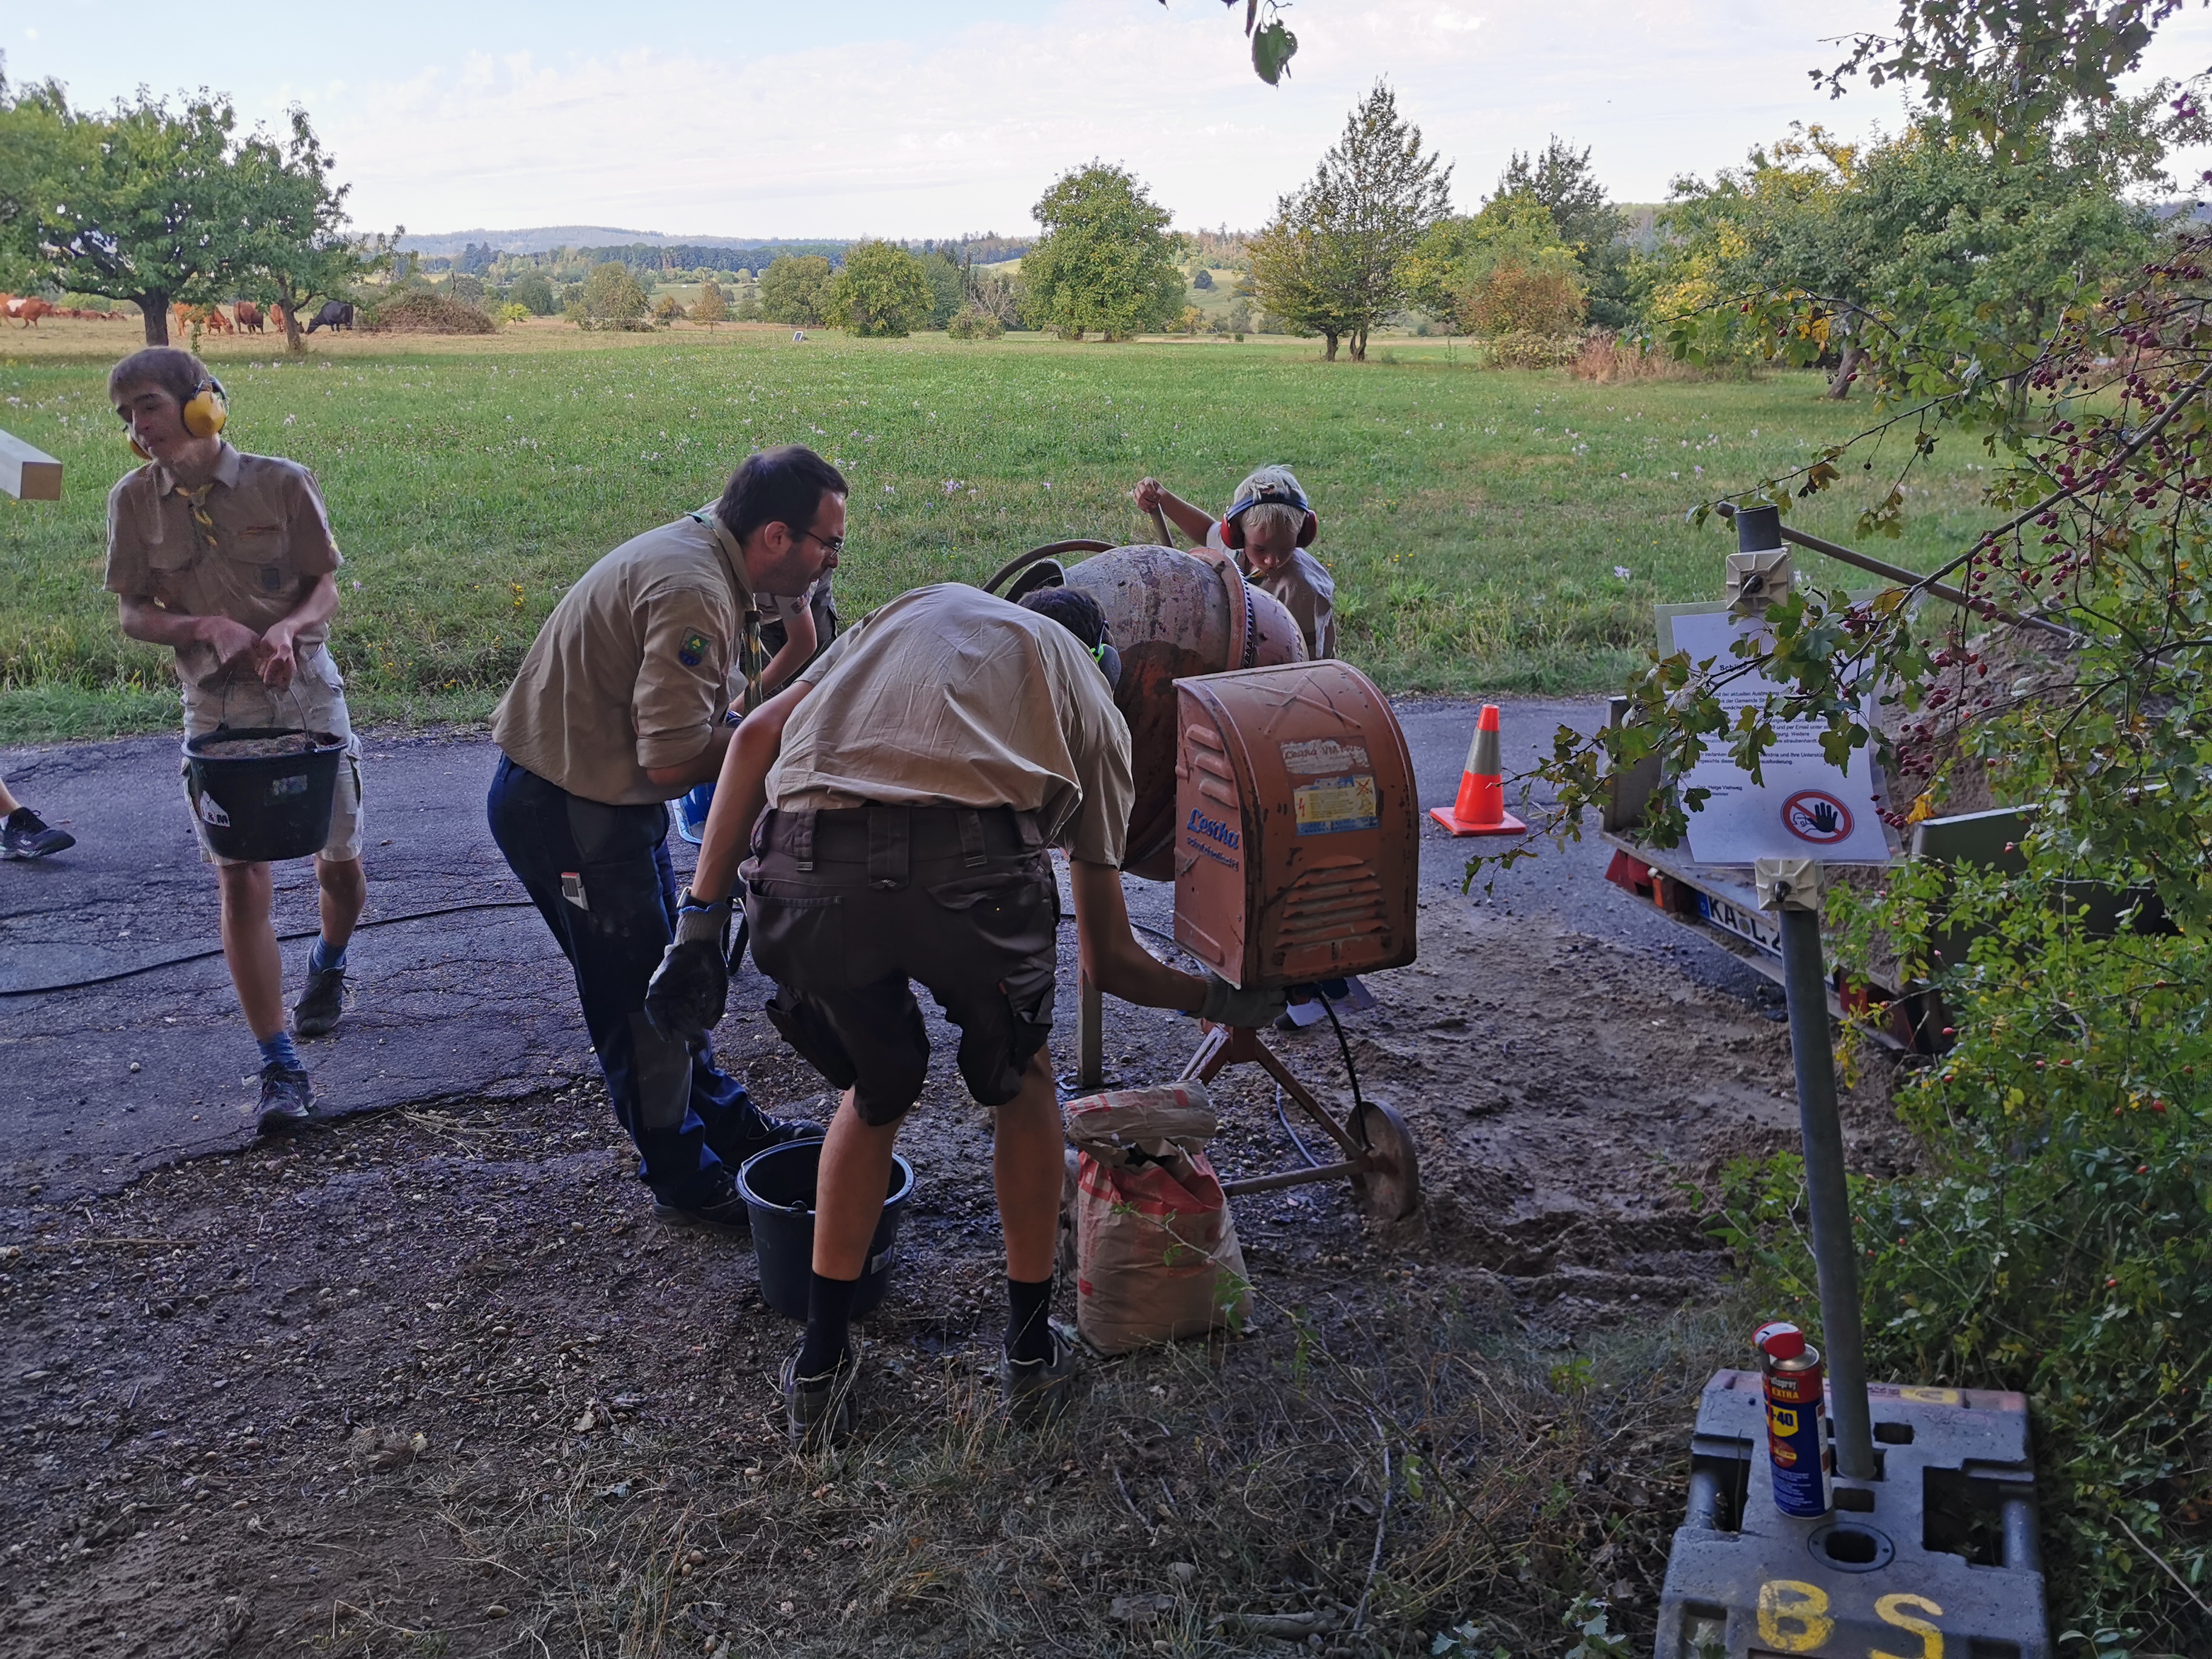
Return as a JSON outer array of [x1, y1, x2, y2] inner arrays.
[[1783, 789, 1854, 845]]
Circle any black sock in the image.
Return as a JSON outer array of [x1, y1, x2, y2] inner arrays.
[[1005, 1275, 1055, 1365], [798, 1272, 862, 1376]]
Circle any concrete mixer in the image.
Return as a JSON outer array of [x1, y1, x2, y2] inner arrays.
[[984, 540, 1423, 1223], [982, 540, 1307, 880]]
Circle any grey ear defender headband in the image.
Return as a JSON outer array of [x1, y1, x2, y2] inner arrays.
[[1093, 640, 1121, 691]]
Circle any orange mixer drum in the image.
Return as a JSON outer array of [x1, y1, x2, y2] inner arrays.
[[1063, 544, 1305, 880], [1171, 660, 1419, 989]]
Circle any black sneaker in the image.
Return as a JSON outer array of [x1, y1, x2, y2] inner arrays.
[[1, 808, 73, 859], [293, 964, 348, 1036], [255, 1064, 315, 1134], [651, 1165, 752, 1238], [1002, 1327, 1081, 1427], [780, 1341, 860, 1449], [716, 1109, 826, 1167]]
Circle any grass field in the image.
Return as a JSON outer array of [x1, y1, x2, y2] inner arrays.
[[0, 318, 1999, 742]]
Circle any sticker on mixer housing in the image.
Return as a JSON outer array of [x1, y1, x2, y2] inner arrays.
[[1281, 737, 1370, 776], [1293, 774, 1379, 835]]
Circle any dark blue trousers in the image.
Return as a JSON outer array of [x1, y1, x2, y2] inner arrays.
[[488, 755, 764, 1205]]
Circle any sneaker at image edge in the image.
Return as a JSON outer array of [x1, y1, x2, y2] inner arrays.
[[1, 808, 74, 859], [255, 1064, 315, 1134], [781, 1342, 860, 1449]]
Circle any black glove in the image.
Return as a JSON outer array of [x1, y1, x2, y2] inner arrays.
[[1199, 974, 1289, 1028], [645, 890, 733, 1042]]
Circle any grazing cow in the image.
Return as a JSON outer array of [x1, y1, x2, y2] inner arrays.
[[305, 300, 355, 333], [203, 306, 235, 334], [5, 297, 53, 328], [173, 302, 193, 337], [269, 304, 290, 334], [235, 301, 263, 333]]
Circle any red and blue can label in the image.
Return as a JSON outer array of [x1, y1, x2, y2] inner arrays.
[[1755, 1321, 1831, 1519]]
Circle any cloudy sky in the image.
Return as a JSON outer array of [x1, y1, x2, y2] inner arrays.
[[15, 1, 2212, 240]]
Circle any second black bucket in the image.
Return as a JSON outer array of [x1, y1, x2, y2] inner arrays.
[[183, 727, 345, 863], [738, 1140, 916, 1321]]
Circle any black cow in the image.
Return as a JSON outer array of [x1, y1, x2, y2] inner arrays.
[[305, 301, 355, 333]]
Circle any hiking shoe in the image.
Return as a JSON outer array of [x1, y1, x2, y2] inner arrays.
[[781, 1342, 860, 1450], [1002, 1327, 1081, 1427], [293, 964, 348, 1036], [255, 1064, 315, 1134], [651, 1165, 752, 1238], [1, 808, 73, 859]]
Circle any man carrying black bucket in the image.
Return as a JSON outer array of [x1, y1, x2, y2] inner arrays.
[[106, 349, 367, 1133], [646, 582, 1286, 1446], [485, 447, 837, 1237]]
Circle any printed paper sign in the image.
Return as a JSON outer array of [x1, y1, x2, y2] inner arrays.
[[1668, 609, 1891, 865], [1281, 737, 1370, 776], [1294, 774, 1379, 836]]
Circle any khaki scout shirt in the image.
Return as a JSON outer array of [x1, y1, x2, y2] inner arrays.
[[1204, 521, 1337, 661], [104, 443, 344, 692], [768, 583, 1134, 865], [492, 513, 757, 805]]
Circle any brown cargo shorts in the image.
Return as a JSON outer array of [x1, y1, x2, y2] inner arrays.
[[743, 805, 1059, 1126]]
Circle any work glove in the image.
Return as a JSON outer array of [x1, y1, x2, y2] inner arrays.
[[645, 890, 733, 1042], [1199, 974, 1289, 1030]]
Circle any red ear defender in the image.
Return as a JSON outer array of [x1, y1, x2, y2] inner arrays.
[[1222, 478, 1318, 551]]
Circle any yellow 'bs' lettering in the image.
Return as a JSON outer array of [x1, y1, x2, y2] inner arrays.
[[1755, 1580, 1833, 1653], [1871, 1593, 1945, 1659]]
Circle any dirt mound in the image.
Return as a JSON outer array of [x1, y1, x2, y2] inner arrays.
[[361, 292, 494, 335]]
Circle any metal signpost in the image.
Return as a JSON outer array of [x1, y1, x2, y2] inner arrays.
[[1652, 508, 2049, 1658]]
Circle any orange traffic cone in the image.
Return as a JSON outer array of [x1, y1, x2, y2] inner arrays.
[[1430, 704, 1527, 836]]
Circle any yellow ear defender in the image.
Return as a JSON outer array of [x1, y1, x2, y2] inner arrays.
[[181, 376, 228, 440], [123, 375, 227, 458]]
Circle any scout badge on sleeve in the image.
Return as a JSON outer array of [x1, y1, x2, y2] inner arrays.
[[678, 631, 711, 668]]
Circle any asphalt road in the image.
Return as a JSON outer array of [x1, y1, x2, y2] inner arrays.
[[0, 697, 1770, 1205]]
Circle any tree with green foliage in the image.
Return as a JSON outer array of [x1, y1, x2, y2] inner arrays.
[[1651, 103, 2170, 398], [691, 278, 728, 329], [1405, 193, 1584, 339], [822, 241, 931, 337], [757, 254, 834, 327], [1495, 136, 1633, 327], [1021, 163, 1183, 341], [917, 250, 964, 329], [1248, 82, 1451, 362], [509, 270, 556, 315], [568, 261, 648, 330], [227, 107, 394, 355], [0, 82, 245, 346]]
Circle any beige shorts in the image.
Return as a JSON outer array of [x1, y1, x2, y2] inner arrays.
[[179, 648, 364, 867]]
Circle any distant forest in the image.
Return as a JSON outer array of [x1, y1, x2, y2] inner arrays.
[[432, 233, 1034, 276]]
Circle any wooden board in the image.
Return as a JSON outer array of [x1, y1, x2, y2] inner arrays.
[[0, 430, 61, 501]]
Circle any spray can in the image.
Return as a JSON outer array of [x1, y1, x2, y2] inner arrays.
[[1755, 1321, 1831, 1518]]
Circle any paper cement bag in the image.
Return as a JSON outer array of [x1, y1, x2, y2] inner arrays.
[[1064, 1084, 1251, 1355]]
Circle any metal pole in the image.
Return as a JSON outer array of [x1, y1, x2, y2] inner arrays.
[[1774, 893, 1877, 1483]]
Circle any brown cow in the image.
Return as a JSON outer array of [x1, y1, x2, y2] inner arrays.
[[269, 303, 290, 334], [235, 301, 263, 333], [5, 297, 53, 328], [204, 306, 234, 334]]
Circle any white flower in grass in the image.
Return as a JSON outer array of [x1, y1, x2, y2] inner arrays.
[[1615, 566, 1632, 581]]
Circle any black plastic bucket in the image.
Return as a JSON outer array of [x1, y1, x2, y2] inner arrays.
[[183, 727, 344, 863], [738, 1140, 915, 1321]]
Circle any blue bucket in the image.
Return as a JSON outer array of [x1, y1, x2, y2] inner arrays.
[[737, 1140, 915, 1321]]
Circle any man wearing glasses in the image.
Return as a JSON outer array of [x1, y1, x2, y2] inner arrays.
[[487, 446, 842, 1232]]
